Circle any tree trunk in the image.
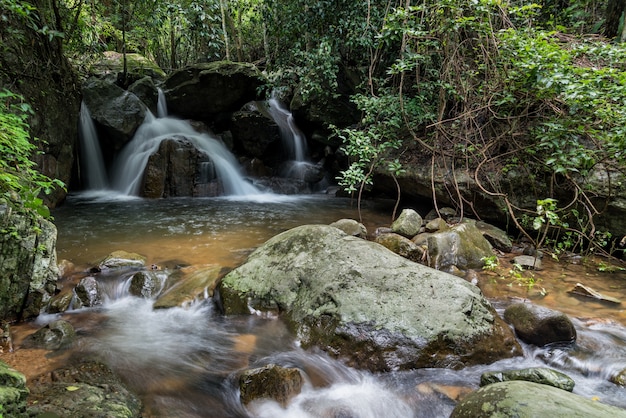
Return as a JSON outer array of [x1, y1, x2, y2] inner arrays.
[[220, 0, 231, 60], [605, 0, 626, 38]]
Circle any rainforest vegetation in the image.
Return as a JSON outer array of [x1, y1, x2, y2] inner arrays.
[[3, 0, 626, 256]]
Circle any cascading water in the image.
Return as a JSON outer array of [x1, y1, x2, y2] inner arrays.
[[79, 91, 261, 197], [110, 113, 261, 196], [78, 101, 109, 189], [267, 97, 308, 162]]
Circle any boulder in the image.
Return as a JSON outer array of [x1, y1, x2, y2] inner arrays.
[[450, 380, 626, 418], [427, 222, 494, 272], [90, 51, 166, 81], [375, 232, 425, 262], [503, 303, 576, 346], [0, 203, 59, 322], [424, 217, 449, 233], [329, 219, 367, 238], [475, 220, 513, 253], [568, 283, 621, 305], [230, 103, 281, 161], [390, 208, 423, 238], [22, 320, 76, 351], [129, 270, 166, 299], [82, 77, 148, 153], [480, 367, 575, 391], [163, 61, 265, 120], [141, 137, 219, 198], [238, 364, 304, 407], [27, 360, 142, 417], [127, 76, 159, 115], [219, 225, 521, 372], [153, 265, 222, 309], [512, 255, 543, 270], [0, 360, 28, 417], [99, 251, 146, 270], [74, 276, 103, 308]]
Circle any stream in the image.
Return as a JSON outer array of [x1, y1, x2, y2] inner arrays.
[[7, 193, 626, 417]]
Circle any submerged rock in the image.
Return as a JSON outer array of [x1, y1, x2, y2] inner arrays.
[[503, 303, 576, 346], [22, 320, 76, 351], [451, 380, 626, 418], [568, 283, 622, 305], [238, 364, 304, 407], [219, 224, 521, 372], [27, 360, 141, 417], [481, 367, 575, 391]]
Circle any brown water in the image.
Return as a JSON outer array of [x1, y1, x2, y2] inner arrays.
[[4, 193, 626, 417]]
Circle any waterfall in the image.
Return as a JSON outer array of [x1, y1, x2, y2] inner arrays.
[[267, 97, 308, 162], [78, 102, 109, 189], [111, 114, 261, 196], [157, 88, 168, 118]]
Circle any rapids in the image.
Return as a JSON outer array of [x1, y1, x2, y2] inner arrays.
[[7, 194, 620, 417]]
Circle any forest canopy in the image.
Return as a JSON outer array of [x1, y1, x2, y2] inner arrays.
[[3, 0, 626, 255]]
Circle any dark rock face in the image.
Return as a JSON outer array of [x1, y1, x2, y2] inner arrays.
[[219, 224, 521, 372], [451, 380, 626, 418], [82, 77, 148, 155], [230, 104, 281, 162], [0, 204, 59, 322], [0, 3, 80, 207], [128, 76, 159, 115], [27, 361, 142, 417], [238, 364, 304, 407], [163, 62, 265, 121], [504, 303, 577, 346], [141, 137, 222, 198]]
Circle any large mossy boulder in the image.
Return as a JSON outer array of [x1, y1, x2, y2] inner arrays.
[[427, 221, 494, 272], [219, 225, 521, 372], [0, 203, 59, 322], [450, 380, 626, 418], [163, 61, 265, 120], [0, 360, 29, 417]]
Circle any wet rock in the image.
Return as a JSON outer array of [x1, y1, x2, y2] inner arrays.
[[238, 364, 304, 407], [127, 76, 159, 115], [47, 287, 75, 314], [427, 222, 494, 272], [0, 360, 28, 417], [329, 219, 367, 238], [450, 380, 626, 418], [219, 224, 521, 372], [480, 367, 575, 391], [568, 283, 621, 305], [375, 233, 425, 262], [153, 265, 222, 309], [0, 203, 59, 322], [230, 103, 281, 160], [28, 360, 141, 418], [503, 303, 576, 346], [475, 220, 513, 253], [99, 250, 147, 270], [424, 207, 457, 221], [0, 322, 12, 353], [512, 255, 543, 270], [416, 382, 473, 402], [424, 217, 449, 233], [22, 320, 76, 351], [82, 77, 148, 152], [163, 61, 265, 120], [74, 276, 103, 308], [252, 177, 310, 195], [611, 368, 626, 386], [142, 136, 215, 198], [129, 270, 166, 298], [390, 208, 423, 238]]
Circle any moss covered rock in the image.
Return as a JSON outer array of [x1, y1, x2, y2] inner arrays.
[[219, 224, 521, 372]]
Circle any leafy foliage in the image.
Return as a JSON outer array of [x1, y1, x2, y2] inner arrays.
[[0, 90, 64, 218]]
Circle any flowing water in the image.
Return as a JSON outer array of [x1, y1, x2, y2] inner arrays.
[[5, 194, 622, 417]]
